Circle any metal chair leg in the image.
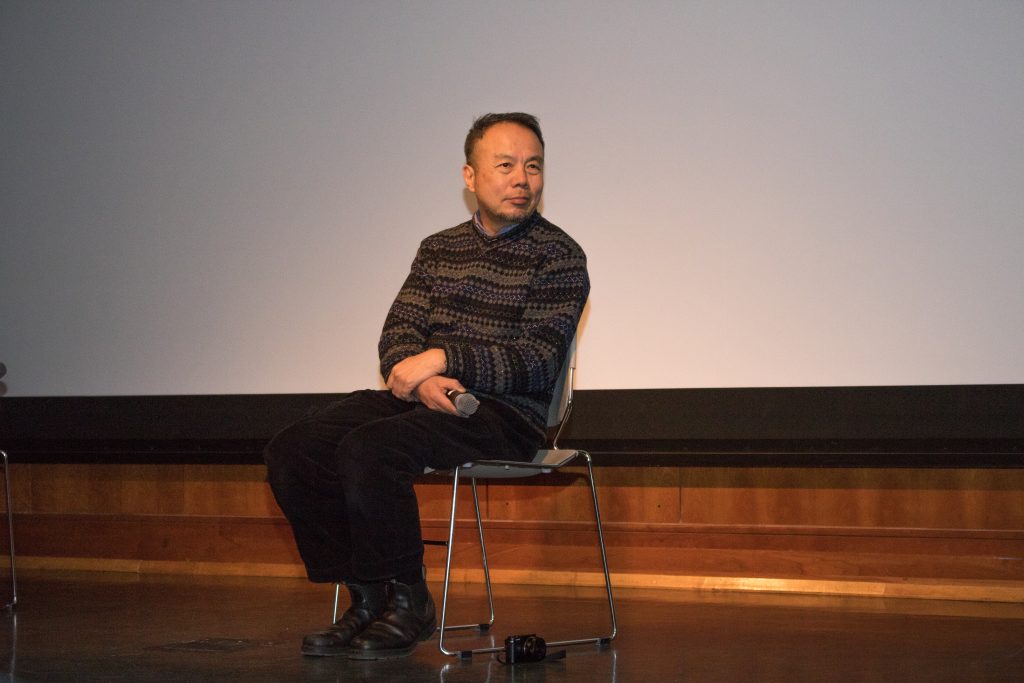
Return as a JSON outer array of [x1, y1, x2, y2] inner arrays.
[[438, 452, 617, 659], [468, 478, 496, 631], [1, 450, 16, 610], [438, 467, 500, 657], [332, 472, 499, 635], [437, 467, 461, 656], [543, 451, 616, 649]]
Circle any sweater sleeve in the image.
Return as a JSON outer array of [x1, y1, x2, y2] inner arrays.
[[378, 242, 434, 383]]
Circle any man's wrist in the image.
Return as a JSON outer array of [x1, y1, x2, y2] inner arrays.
[[430, 347, 447, 374]]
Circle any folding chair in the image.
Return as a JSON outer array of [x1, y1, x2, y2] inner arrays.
[[431, 338, 617, 658]]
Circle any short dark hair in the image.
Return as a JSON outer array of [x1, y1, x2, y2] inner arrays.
[[464, 112, 544, 165]]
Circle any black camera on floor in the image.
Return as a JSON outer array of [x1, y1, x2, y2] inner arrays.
[[504, 634, 547, 663]]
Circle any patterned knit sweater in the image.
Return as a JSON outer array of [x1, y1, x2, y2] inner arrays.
[[378, 212, 590, 435]]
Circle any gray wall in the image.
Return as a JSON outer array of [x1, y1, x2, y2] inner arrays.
[[2, 0, 1022, 396]]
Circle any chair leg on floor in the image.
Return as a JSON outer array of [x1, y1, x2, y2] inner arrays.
[[436, 452, 618, 659], [2, 450, 16, 610], [437, 467, 461, 656], [544, 451, 617, 649], [469, 478, 495, 631], [437, 468, 499, 657]]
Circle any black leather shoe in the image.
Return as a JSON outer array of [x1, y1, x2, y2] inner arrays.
[[347, 580, 437, 660], [301, 582, 387, 657]]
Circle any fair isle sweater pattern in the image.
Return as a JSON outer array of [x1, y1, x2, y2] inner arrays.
[[378, 212, 590, 435]]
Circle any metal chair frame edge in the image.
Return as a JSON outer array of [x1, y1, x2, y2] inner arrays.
[[2, 450, 17, 610]]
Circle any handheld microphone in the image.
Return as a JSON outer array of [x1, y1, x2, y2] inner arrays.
[[445, 388, 479, 417]]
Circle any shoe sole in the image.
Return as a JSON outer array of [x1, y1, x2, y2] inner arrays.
[[301, 644, 353, 657], [346, 617, 438, 661]]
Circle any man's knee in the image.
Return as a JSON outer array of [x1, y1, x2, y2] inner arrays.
[[336, 420, 423, 485], [263, 418, 322, 483], [264, 423, 294, 469]]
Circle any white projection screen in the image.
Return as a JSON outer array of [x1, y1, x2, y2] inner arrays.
[[2, 0, 1022, 397]]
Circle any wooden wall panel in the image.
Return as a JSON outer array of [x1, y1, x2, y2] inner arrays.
[[3, 462, 33, 513], [183, 464, 279, 517], [119, 464, 186, 515], [486, 475, 592, 523], [5, 462, 1023, 600], [28, 464, 125, 514], [678, 468, 1024, 530], [135, 516, 299, 564], [9, 514, 1021, 582], [592, 466, 682, 524], [478, 466, 683, 526], [14, 514, 145, 559], [415, 478, 479, 522]]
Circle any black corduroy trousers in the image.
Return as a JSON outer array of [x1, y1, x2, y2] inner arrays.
[[264, 389, 541, 583]]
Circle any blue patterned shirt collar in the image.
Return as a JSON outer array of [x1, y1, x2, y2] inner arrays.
[[472, 211, 524, 238]]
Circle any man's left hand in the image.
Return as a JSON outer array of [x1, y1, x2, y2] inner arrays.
[[414, 376, 468, 416]]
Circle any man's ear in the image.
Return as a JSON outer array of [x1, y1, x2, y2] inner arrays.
[[462, 163, 476, 193]]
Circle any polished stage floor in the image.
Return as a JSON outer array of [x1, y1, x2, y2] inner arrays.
[[1, 570, 1022, 681]]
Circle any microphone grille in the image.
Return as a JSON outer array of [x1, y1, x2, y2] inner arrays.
[[453, 392, 480, 416]]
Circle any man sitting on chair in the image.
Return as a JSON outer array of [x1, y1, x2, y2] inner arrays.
[[264, 112, 590, 660]]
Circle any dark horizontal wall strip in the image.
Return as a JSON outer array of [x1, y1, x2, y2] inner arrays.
[[0, 393, 340, 442], [2, 385, 1022, 466], [559, 385, 1024, 441]]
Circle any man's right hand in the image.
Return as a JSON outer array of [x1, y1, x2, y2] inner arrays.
[[386, 348, 447, 401]]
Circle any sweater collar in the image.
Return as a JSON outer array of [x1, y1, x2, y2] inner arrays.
[[471, 210, 538, 240]]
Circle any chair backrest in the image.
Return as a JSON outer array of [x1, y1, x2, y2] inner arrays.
[[547, 337, 576, 448]]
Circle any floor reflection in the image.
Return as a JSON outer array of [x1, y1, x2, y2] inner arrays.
[[0, 571, 1020, 682]]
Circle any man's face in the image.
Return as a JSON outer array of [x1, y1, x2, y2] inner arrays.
[[463, 122, 544, 235]]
